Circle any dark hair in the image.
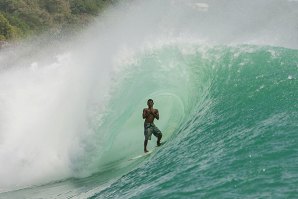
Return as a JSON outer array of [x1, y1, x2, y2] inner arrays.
[[147, 99, 153, 103]]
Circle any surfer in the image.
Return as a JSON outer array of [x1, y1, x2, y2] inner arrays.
[[142, 99, 162, 153]]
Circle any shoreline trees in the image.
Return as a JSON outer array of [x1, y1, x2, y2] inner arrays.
[[0, 0, 111, 42]]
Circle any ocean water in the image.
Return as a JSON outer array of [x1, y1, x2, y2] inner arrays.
[[0, 0, 298, 198]]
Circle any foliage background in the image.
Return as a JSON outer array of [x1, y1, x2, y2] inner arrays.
[[0, 0, 112, 41]]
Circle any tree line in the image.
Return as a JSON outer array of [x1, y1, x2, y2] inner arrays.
[[0, 0, 113, 41]]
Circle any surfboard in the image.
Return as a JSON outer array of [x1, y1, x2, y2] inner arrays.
[[128, 141, 167, 161], [128, 150, 153, 161]]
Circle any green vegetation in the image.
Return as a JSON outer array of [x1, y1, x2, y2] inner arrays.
[[0, 0, 112, 41]]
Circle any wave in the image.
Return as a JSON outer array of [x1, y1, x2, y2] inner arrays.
[[88, 44, 298, 198], [0, 0, 298, 196]]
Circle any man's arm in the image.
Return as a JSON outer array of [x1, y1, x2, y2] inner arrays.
[[142, 108, 148, 119], [153, 109, 159, 120]]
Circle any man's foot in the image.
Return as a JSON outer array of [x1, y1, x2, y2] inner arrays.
[[157, 141, 161, 146], [144, 149, 149, 153]]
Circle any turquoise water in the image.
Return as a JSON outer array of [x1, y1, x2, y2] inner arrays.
[[1, 44, 297, 198], [1, 0, 298, 198], [90, 45, 298, 198]]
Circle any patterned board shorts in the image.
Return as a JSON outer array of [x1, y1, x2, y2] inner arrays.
[[144, 123, 162, 140]]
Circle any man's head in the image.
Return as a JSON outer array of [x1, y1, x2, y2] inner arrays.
[[147, 99, 154, 107]]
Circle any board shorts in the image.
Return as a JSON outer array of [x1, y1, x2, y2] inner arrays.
[[144, 122, 162, 140]]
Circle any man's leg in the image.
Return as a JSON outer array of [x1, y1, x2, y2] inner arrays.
[[144, 139, 149, 153], [152, 124, 162, 146], [157, 133, 162, 146]]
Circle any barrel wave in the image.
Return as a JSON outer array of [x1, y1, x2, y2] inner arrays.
[[89, 44, 298, 198], [0, 0, 298, 198]]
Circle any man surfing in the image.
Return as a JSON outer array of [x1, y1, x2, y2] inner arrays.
[[142, 99, 162, 153]]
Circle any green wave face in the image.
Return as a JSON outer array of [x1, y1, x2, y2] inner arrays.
[[88, 44, 298, 198]]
